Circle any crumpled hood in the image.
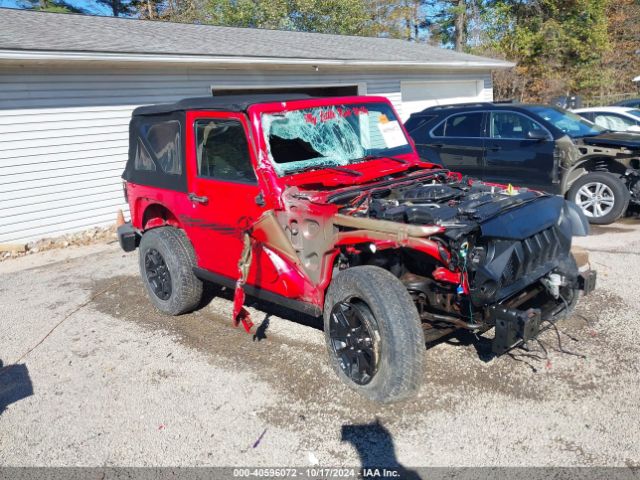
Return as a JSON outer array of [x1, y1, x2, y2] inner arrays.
[[580, 132, 640, 150], [480, 196, 589, 240]]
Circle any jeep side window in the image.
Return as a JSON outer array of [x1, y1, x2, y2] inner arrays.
[[134, 139, 156, 171], [195, 119, 257, 184], [432, 112, 484, 138], [142, 120, 182, 175], [490, 112, 547, 140]]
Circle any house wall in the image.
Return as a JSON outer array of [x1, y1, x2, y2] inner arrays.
[[0, 63, 493, 243]]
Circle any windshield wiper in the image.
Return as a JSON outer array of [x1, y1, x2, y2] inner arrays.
[[358, 154, 409, 164], [293, 164, 363, 177]]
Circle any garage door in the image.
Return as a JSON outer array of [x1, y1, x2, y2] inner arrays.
[[400, 80, 485, 120], [213, 85, 360, 97]]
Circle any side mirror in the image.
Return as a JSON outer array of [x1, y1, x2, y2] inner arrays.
[[526, 129, 548, 141]]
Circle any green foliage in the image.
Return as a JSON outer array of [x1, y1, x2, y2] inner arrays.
[[13, 0, 638, 102], [20, 0, 87, 13], [196, 0, 370, 35], [478, 0, 612, 101]]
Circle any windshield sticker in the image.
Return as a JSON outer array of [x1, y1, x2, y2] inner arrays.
[[377, 120, 408, 148], [303, 106, 369, 125]]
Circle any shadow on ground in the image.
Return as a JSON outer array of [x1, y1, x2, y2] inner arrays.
[[342, 418, 421, 479], [198, 282, 324, 332], [0, 360, 33, 415]]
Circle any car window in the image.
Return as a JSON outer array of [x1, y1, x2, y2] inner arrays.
[[593, 113, 636, 131], [490, 112, 546, 139], [526, 106, 605, 138], [629, 109, 640, 119], [404, 114, 438, 133], [142, 120, 182, 175], [577, 112, 594, 122], [134, 138, 156, 171], [195, 119, 257, 184], [433, 112, 484, 138]]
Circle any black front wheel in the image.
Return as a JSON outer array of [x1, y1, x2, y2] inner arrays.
[[324, 266, 425, 403], [328, 300, 380, 386]]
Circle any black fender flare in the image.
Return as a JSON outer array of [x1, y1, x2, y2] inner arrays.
[[563, 200, 590, 237]]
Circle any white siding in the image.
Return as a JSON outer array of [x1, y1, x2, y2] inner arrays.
[[0, 63, 492, 243]]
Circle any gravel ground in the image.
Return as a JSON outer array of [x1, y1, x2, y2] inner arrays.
[[0, 219, 639, 468]]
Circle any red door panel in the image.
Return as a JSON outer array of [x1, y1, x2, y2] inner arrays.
[[183, 111, 279, 286]]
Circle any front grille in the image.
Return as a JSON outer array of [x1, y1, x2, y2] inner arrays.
[[501, 254, 517, 287], [500, 226, 564, 288], [470, 224, 571, 306]]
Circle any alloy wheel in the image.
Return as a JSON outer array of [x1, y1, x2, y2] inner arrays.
[[329, 300, 379, 385], [144, 248, 172, 300], [574, 182, 615, 218]]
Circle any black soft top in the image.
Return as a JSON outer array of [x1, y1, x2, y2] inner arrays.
[[133, 94, 312, 116]]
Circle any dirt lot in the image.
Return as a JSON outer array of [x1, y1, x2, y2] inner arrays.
[[1, 219, 639, 468]]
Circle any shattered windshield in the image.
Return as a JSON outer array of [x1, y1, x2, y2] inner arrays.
[[261, 102, 413, 176]]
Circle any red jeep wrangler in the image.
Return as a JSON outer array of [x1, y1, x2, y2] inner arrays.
[[118, 94, 596, 403]]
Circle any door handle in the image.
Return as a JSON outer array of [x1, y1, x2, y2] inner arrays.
[[487, 145, 502, 152], [188, 192, 208, 204], [431, 143, 444, 149]]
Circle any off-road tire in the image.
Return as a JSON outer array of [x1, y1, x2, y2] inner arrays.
[[568, 172, 629, 225], [138, 227, 203, 315], [323, 266, 425, 403]]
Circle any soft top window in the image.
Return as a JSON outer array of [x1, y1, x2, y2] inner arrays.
[[141, 120, 182, 175], [134, 139, 156, 171], [124, 112, 187, 193]]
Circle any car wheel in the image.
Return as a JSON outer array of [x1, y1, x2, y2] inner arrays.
[[138, 227, 203, 315], [323, 266, 425, 403], [568, 172, 629, 225]]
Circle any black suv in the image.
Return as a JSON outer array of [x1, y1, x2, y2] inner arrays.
[[405, 103, 640, 224]]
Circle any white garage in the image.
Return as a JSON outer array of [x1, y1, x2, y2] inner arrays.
[[400, 79, 490, 117], [0, 8, 512, 244]]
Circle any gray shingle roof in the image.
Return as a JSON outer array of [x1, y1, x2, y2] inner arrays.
[[0, 8, 512, 68]]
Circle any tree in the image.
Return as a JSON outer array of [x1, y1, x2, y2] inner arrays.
[[601, 0, 640, 96], [366, 1, 430, 42], [19, 0, 87, 13], [188, 0, 372, 35], [478, 0, 611, 102]]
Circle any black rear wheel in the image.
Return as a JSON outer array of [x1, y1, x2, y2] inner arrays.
[[144, 248, 172, 300], [138, 227, 203, 315]]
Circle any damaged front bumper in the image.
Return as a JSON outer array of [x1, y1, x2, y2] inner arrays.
[[490, 268, 596, 355]]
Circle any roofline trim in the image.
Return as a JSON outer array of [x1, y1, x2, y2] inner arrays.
[[0, 49, 515, 69]]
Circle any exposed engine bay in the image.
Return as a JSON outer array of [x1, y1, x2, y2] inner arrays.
[[343, 176, 541, 231], [317, 173, 595, 352]]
